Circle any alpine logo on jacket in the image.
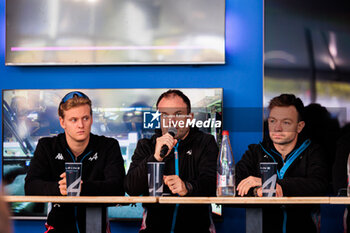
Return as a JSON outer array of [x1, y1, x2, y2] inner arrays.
[[55, 153, 64, 160], [186, 150, 192, 156], [88, 153, 98, 161]]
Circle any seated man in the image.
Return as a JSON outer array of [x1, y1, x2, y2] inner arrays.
[[25, 91, 125, 233], [236, 94, 329, 233], [125, 89, 218, 233]]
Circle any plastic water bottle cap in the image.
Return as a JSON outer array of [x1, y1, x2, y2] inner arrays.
[[222, 130, 229, 136]]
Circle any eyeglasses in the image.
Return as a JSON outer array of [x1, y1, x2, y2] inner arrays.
[[60, 91, 89, 104]]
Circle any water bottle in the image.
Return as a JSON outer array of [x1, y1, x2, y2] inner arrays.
[[347, 153, 350, 196], [217, 130, 235, 196]]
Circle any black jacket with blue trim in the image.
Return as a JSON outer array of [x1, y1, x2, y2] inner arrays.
[[125, 127, 218, 233], [236, 136, 329, 233], [25, 133, 125, 233]]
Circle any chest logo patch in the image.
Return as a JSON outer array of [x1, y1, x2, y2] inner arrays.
[[88, 153, 98, 161], [186, 150, 192, 156], [55, 153, 64, 160]]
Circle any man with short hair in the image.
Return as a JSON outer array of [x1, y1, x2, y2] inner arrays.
[[125, 89, 218, 233], [25, 91, 125, 233], [236, 93, 328, 233]]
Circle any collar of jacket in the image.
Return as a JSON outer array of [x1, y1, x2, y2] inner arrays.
[[59, 133, 95, 162], [259, 136, 311, 179], [260, 132, 309, 160]]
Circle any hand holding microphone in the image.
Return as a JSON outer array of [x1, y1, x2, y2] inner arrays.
[[160, 128, 178, 158], [154, 128, 178, 161]]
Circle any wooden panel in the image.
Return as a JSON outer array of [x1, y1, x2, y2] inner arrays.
[[158, 196, 330, 204], [329, 197, 350, 204], [3, 195, 157, 203], [3, 195, 332, 204]]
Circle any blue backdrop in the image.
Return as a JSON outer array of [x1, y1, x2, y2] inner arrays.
[[1, 0, 271, 232]]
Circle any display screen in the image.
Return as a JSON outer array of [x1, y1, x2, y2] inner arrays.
[[6, 0, 225, 65], [2, 88, 223, 219]]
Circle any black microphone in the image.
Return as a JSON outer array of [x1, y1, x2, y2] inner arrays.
[[160, 127, 178, 158]]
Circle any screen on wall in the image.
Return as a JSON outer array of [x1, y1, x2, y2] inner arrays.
[[6, 0, 225, 65], [2, 88, 223, 219]]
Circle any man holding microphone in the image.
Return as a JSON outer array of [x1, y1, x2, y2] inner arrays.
[[125, 89, 218, 233]]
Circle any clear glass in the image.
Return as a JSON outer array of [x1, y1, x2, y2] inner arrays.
[[217, 133, 235, 196]]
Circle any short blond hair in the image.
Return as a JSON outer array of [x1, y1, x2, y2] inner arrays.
[[58, 94, 92, 118]]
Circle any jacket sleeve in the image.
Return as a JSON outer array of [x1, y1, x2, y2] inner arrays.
[[81, 139, 126, 196], [278, 144, 329, 196], [185, 135, 218, 197], [235, 145, 261, 196], [25, 139, 61, 196], [125, 139, 158, 196]]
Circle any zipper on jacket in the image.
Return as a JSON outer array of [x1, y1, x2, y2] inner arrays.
[[66, 148, 92, 233], [66, 148, 92, 162], [278, 139, 311, 179], [271, 149, 285, 165], [259, 144, 282, 179], [259, 139, 311, 179]]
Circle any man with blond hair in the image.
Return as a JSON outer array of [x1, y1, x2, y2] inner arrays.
[[25, 91, 125, 233]]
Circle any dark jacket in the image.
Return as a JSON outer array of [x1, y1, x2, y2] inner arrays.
[[332, 132, 350, 233], [25, 133, 125, 233], [333, 132, 350, 195], [236, 137, 329, 233], [125, 128, 218, 233]]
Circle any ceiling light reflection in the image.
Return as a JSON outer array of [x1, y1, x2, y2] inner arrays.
[[328, 32, 337, 58]]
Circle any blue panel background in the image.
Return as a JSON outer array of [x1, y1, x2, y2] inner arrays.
[[2, 0, 342, 233], [0, 0, 344, 231]]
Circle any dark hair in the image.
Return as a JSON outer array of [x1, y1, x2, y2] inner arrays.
[[58, 91, 92, 118], [268, 94, 304, 121], [156, 90, 191, 114]]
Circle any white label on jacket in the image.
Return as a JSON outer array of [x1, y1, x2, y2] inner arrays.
[[55, 153, 64, 160]]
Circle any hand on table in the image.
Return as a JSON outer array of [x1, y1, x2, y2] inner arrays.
[[164, 175, 187, 196], [58, 172, 67, 196], [236, 176, 262, 197]]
